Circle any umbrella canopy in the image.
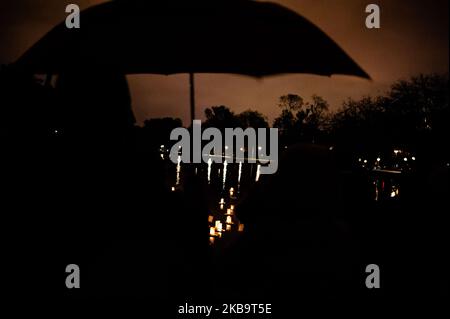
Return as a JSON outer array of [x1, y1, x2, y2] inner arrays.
[[15, 0, 370, 121], [16, 0, 369, 78]]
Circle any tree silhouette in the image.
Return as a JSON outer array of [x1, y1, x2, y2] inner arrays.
[[237, 110, 269, 129]]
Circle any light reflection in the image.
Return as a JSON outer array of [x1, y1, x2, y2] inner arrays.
[[176, 155, 181, 185], [237, 161, 242, 192], [207, 158, 212, 184], [255, 164, 261, 182], [222, 160, 228, 190]]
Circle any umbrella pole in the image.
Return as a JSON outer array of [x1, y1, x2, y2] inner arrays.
[[189, 73, 195, 123]]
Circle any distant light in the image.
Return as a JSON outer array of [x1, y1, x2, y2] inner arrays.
[[403, 157, 408, 162], [363, 159, 368, 163], [171, 186, 175, 192], [358, 158, 362, 162], [225, 145, 229, 150], [394, 150, 400, 154], [329, 146, 334, 151], [411, 157, 416, 161], [160, 145, 164, 148], [376, 157, 381, 162], [240, 147, 244, 152], [390, 191, 396, 198], [258, 146, 262, 150]]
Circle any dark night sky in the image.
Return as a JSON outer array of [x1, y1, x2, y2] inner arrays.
[[0, 0, 448, 125]]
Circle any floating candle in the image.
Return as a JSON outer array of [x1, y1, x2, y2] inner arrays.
[[215, 220, 223, 232]]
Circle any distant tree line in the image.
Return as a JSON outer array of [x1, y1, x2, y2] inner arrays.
[[147, 73, 447, 162], [1, 65, 447, 162]]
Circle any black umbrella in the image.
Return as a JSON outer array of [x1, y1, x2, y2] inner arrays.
[[16, 0, 370, 122]]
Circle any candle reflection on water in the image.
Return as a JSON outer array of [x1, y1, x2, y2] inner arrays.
[[237, 161, 242, 192], [222, 160, 228, 190], [207, 158, 212, 184], [255, 164, 261, 182], [176, 155, 181, 185]]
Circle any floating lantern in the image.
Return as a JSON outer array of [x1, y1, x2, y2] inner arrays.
[[215, 220, 223, 232], [176, 155, 181, 185]]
